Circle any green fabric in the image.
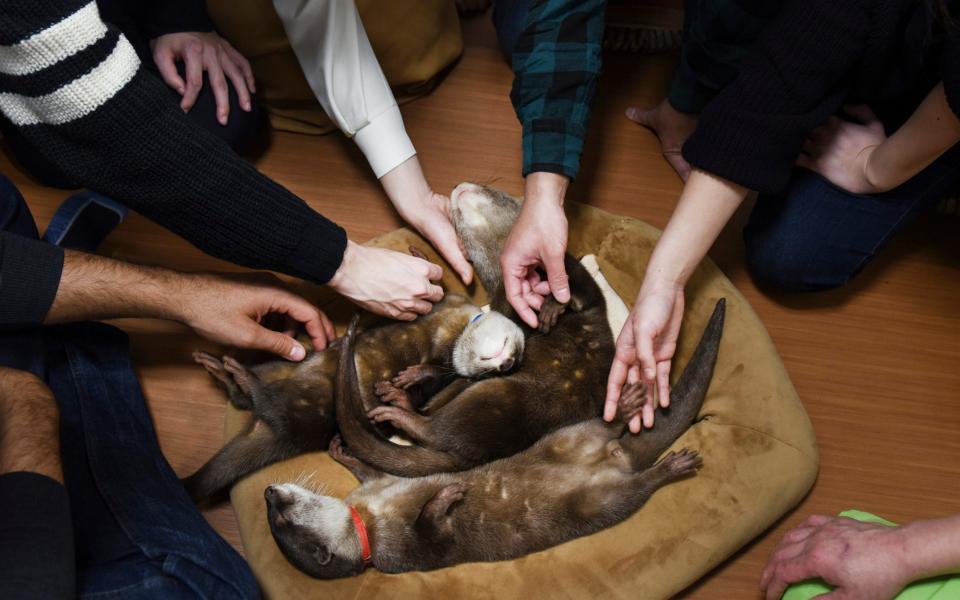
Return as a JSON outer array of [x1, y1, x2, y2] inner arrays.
[[782, 510, 960, 600], [511, 0, 605, 180]]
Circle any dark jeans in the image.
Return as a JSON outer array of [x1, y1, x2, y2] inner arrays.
[[0, 180, 259, 599], [745, 143, 960, 292]]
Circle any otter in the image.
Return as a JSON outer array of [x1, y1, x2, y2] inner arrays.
[[266, 298, 725, 578], [337, 183, 616, 477], [182, 292, 525, 505]]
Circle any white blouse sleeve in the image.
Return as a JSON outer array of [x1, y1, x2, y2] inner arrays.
[[271, 0, 417, 178]]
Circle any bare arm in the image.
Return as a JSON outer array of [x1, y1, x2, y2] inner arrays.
[[800, 83, 960, 194], [605, 170, 747, 431], [47, 251, 335, 360]]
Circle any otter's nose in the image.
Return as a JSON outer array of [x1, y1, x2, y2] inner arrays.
[[498, 357, 515, 372], [265, 485, 277, 504]]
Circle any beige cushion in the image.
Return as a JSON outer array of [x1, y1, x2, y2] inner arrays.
[[225, 202, 818, 599]]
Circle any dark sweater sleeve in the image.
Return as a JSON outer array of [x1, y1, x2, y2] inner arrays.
[[943, 35, 960, 119], [0, 1, 346, 284], [145, 0, 214, 38], [682, 0, 872, 193], [0, 472, 75, 600], [0, 233, 64, 331]]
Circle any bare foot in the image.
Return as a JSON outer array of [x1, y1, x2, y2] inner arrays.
[[626, 98, 698, 181]]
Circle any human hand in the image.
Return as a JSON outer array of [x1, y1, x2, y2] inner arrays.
[[761, 515, 913, 600], [604, 279, 684, 433], [328, 241, 444, 320], [626, 98, 698, 181], [797, 105, 887, 194], [500, 172, 570, 328], [176, 272, 335, 361], [395, 191, 473, 285], [150, 31, 256, 125]]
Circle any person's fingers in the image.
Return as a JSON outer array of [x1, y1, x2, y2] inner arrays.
[[636, 322, 658, 406], [319, 311, 336, 342], [432, 229, 474, 284], [153, 46, 186, 94], [629, 414, 641, 434], [543, 250, 571, 304], [181, 42, 204, 112], [656, 359, 671, 407], [782, 525, 816, 545], [531, 279, 552, 296], [272, 292, 329, 351], [504, 267, 540, 328], [406, 299, 433, 315], [642, 392, 656, 429], [796, 153, 818, 171], [604, 358, 629, 421], [420, 259, 444, 282], [844, 103, 878, 125], [203, 46, 230, 125], [219, 47, 251, 112], [625, 106, 656, 129], [424, 284, 444, 302], [244, 322, 307, 361], [224, 45, 256, 93], [801, 514, 832, 528], [763, 558, 818, 600]]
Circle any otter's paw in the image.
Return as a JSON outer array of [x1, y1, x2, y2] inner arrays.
[[392, 365, 431, 389], [618, 381, 648, 423], [538, 296, 569, 334], [193, 351, 229, 384], [222, 356, 257, 398], [656, 448, 703, 479], [328, 435, 356, 466], [374, 381, 415, 411]]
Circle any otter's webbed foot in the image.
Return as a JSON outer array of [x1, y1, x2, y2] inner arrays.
[[328, 435, 383, 482], [653, 448, 702, 481], [392, 364, 444, 390], [617, 381, 649, 424], [367, 405, 432, 445], [373, 381, 417, 412], [538, 296, 569, 333], [193, 351, 251, 410]]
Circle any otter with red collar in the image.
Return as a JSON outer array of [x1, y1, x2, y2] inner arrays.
[[337, 183, 616, 477], [266, 298, 724, 578]]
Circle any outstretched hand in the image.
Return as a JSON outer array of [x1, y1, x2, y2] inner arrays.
[[179, 272, 335, 361], [500, 172, 570, 328], [605, 281, 684, 433], [151, 31, 256, 125]]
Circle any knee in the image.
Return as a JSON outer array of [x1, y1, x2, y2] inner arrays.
[[744, 224, 855, 293]]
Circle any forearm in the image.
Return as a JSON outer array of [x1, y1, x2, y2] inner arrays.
[[866, 83, 960, 192], [273, 0, 416, 178], [897, 515, 960, 581], [380, 156, 433, 217], [45, 251, 187, 325], [643, 169, 747, 289]]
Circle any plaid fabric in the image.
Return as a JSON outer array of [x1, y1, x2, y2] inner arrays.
[[510, 0, 606, 180], [668, 0, 780, 115]]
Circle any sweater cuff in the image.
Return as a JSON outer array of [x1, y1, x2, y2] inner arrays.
[[521, 118, 584, 181], [0, 233, 64, 331], [354, 105, 417, 179], [282, 219, 349, 285]]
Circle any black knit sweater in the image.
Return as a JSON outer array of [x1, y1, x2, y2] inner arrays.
[[0, 0, 347, 286], [683, 0, 960, 193]]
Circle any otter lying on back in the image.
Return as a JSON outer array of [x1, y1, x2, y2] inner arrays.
[[267, 299, 725, 578], [337, 183, 616, 477], [183, 293, 525, 505]]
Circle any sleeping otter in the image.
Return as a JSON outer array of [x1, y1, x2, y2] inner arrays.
[[182, 293, 525, 505], [336, 183, 616, 477], [266, 298, 724, 578]]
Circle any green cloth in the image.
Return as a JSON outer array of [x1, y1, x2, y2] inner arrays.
[[783, 510, 960, 600]]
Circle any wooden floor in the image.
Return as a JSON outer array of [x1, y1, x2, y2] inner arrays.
[[5, 12, 958, 599]]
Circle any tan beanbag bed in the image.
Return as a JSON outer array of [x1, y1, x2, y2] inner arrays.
[[224, 203, 818, 599]]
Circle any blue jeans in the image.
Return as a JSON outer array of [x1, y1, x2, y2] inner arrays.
[[744, 143, 960, 292], [0, 177, 260, 599]]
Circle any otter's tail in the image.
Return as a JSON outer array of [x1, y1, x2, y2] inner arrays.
[[622, 298, 726, 468], [335, 316, 470, 477]]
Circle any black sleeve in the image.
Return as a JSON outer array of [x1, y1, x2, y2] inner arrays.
[[943, 35, 960, 119], [0, 233, 64, 332], [0, 472, 75, 600], [145, 0, 214, 39]]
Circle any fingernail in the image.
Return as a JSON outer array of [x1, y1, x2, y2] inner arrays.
[[289, 344, 306, 361]]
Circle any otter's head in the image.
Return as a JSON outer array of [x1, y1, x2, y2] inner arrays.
[[265, 484, 364, 579], [450, 182, 522, 296], [452, 310, 525, 377]]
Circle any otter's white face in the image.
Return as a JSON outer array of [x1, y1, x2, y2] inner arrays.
[[265, 483, 362, 579], [453, 311, 525, 377]]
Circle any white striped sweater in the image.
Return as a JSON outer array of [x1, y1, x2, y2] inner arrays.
[[0, 0, 347, 284]]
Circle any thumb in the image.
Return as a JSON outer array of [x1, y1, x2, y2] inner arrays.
[[543, 251, 570, 304], [625, 106, 655, 128], [246, 323, 307, 361]]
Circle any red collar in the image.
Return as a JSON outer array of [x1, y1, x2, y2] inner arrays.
[[349, 505, 372, 565]]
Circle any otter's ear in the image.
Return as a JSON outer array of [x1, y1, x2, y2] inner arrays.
[[312, 544, 333, 566]]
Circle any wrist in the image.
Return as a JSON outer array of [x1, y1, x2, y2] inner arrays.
[[524, 172, 569, 207], [861, 144, 887, 193], [328, 240, 360, 292]]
